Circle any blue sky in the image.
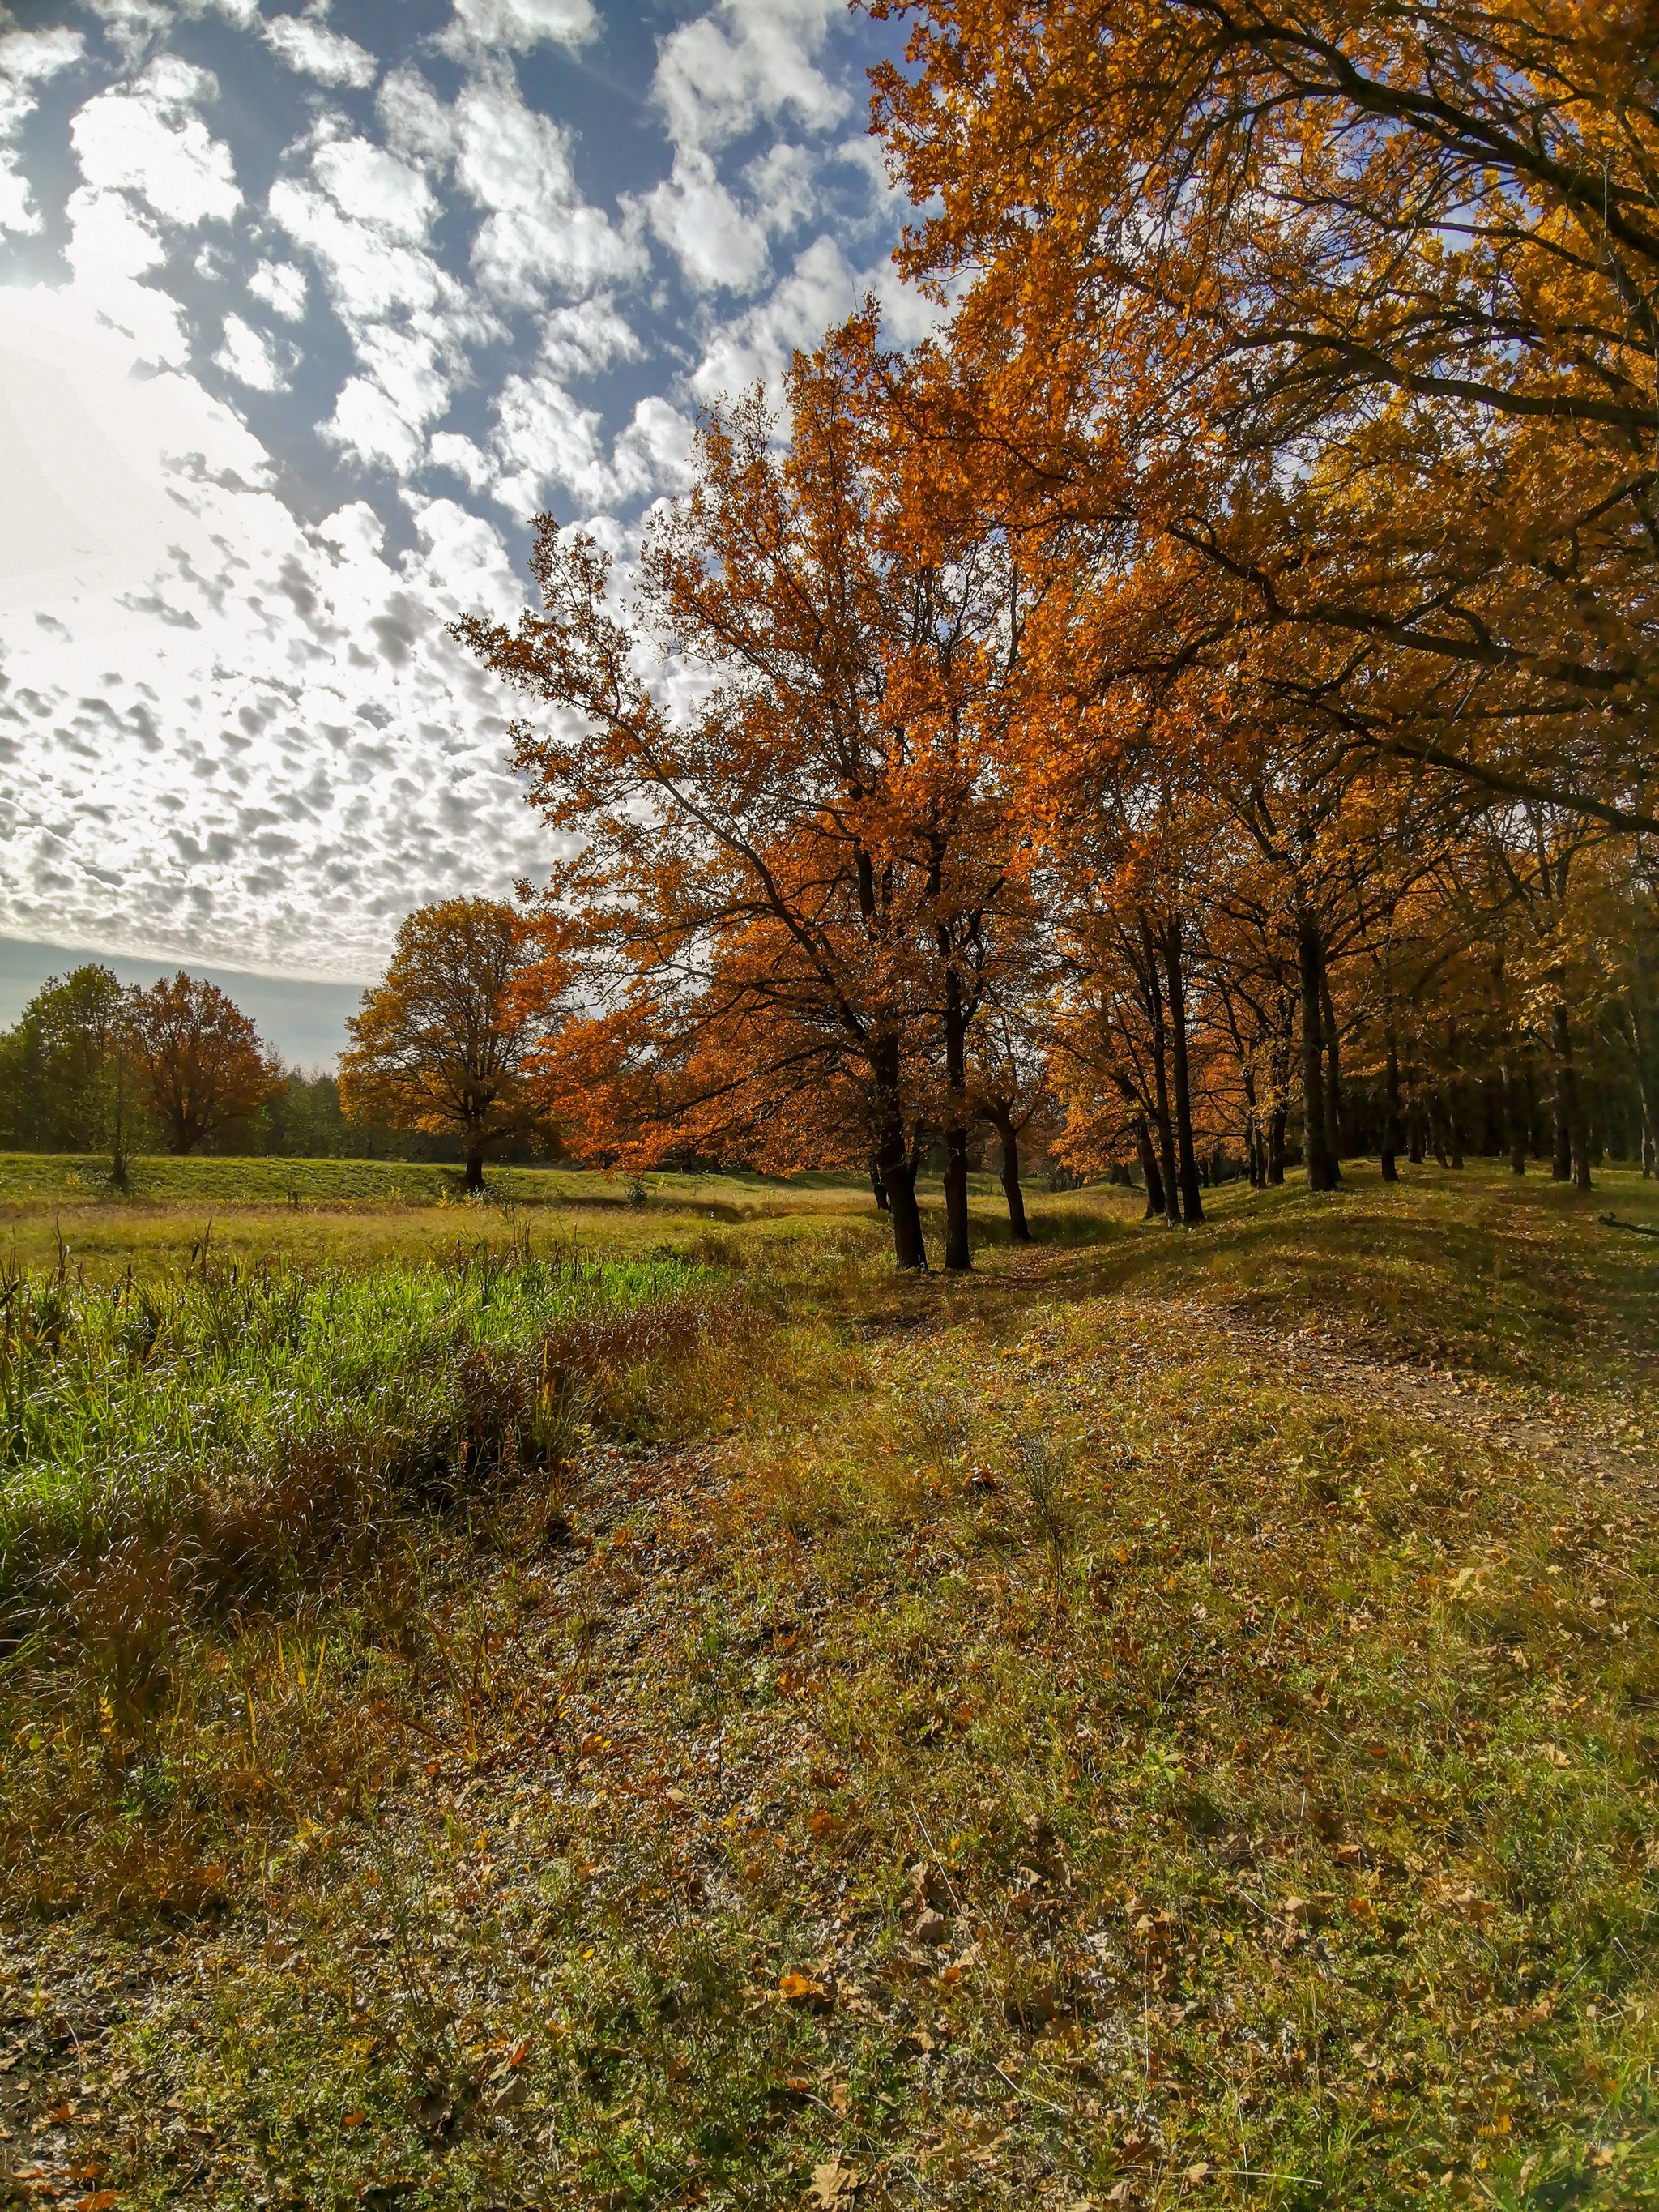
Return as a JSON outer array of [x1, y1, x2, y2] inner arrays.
[[0, 0, 923, 989]]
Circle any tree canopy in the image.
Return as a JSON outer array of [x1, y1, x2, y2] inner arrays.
[[338, 899, 568, 1190], [123, 973, 277, 1157]]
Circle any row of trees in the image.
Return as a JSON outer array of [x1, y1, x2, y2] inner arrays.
[[15, 8, 1654, 1257], [425, 0, 1658, 1268], [0, 911, 568, 1184], [0, 967, 279, 1169]]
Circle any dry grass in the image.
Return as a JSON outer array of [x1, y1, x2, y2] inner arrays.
[[0, 1159, 1654, 2210]]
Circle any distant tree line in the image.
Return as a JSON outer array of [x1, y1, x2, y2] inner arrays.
[[0, 916, 572, 1177], [0, 959, 541, 1168]]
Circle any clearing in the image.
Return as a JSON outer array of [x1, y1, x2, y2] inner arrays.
[[0, 1159, 1655, 2210]]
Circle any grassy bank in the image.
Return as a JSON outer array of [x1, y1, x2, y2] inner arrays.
[[0, 1155, 937, 1277], [0, 1159, 1654, 2209], [0, 1241, 720, 1601]]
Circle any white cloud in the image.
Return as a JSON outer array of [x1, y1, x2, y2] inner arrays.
[[488, 373, 607, 519], [539, 300, 640, 379], [454, 74, 644, 305], [215, 311, 289, 391], [486, 375, 697, 519], [268, 134, 498, 477], [834, 130, 893, 199], [691, 233, 859, 401], [262, 15, 379, 92], [376, 66, 455, 169], [651, 0, 848, 156], [744, 142, 817, 237], [352, 322, 455, 438], [0, 288, 544, 977], [270, 174, 447, 326], [428, 431, 492, 492], [324, 374, 424, 474], [0, 0, 919, 979], [70, 54, 241, 229], [612, 396, 696, 500], [0, 28, 85, 236], [80, 1, 173, 67], [311, 136, 435, 241], [438, 0, 598, 60], [247, 258, 307, 321], [641, 148, 769, 296]]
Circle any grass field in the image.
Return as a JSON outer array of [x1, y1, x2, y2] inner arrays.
[[0, 1154, 970, 1277], [0, 1155, 1656, 2210]]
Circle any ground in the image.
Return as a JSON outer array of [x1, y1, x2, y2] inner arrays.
[[0, 1156, 1656, 2211]]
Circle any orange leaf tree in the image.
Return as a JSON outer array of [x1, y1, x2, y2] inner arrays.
[[339, 899, 568, 1190], [123, 972, 275, 1157], [870, 0, 1659, 839], [455, 322, 1038, 1272]]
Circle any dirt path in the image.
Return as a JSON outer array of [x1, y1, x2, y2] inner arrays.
[[1206, 1299, 1657, 1494]]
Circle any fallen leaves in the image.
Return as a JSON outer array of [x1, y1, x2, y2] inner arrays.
[[808, 2158, 862, 2206], [779, 1970, 834, 2011]]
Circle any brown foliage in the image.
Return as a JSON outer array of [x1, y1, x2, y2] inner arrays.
[[339, 898, 569, 1189], [455, 320, 1042, 1270], [122, 971, 275, 1155]]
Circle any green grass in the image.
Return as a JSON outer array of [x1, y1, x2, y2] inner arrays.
[[0, 1150, 917, 1216], [0, 1241, 701, 1574], [0, 1153, 966, 1277], [0, 1155, 1655, 2210]]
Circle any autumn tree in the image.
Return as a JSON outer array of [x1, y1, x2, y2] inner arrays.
[[969, 983, 1053, 1242], [339, 899, 566, 1191], [456, 322, 1037, 1273], [872, 0, 1659, 842], [124, 972, 275, 1156]]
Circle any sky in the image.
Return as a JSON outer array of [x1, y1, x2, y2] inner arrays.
[[0, 0, 924, 1002]]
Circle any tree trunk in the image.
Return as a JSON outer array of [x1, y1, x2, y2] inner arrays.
[[1550, 999, 1585, 1187], [1240, 1067, 1262, 1188], [464, 1147, 485, 1192], [877, 1133, 927, 1268], [990, 1105, 1031, 1241], [1380, 1028, 1401, 1183], [1297, 908, 1335, 1192], [1481, 1075, 1504, 1157], [1318, 963, 1345, 1177], [869, 1155, 889, 1210], [1631, 942, 1658, 1176], [942, 1125, 970, 1271], [1503, 1058, 1528, 1175], [1138, 920, 1182, 1227], [940, 967, 971, 1273], [874, 1042, 927, 1269], [1134, 1113, 1166, 1219], [1151, 1057, 1180, 1225], [1163, 915, 1204, 1224], [1268, 1105, 1286, 1185]]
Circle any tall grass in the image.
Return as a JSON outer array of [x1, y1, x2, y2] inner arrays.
[[0, 1236, 720, 1665]]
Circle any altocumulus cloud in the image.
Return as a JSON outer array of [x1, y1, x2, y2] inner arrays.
[[0, 0, 922, 980]]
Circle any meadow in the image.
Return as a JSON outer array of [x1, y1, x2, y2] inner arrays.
[[0, 1155, 1655, 2210]]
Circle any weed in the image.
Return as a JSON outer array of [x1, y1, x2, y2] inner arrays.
[[1012, 1428, 1074, 1609]]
